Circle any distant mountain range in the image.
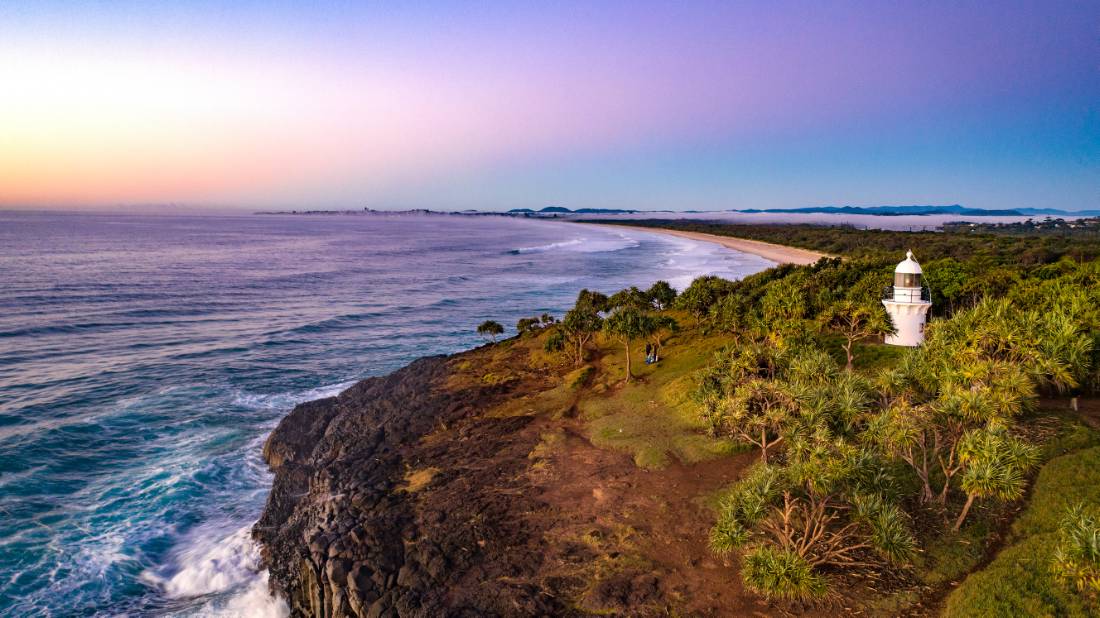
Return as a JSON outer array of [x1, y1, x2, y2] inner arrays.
[[734, 205, 1100, 217], [508, 206, 641, 214]]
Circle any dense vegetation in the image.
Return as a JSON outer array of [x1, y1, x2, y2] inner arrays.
[[531, 223, 1100, 612]]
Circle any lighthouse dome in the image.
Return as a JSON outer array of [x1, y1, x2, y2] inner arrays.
[[895, 250, 922, 275]]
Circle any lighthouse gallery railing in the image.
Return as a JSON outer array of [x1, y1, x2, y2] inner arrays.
[[882, 286, 931, 303]]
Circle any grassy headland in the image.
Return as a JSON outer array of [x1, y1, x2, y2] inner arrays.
[[258, 218, 1100, 616]]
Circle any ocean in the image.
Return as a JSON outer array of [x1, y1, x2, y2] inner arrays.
[[0, 212, 772, 616]]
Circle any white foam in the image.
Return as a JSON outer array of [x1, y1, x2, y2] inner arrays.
[[513, 234, 639, 254], [194, 571, 289, 618], [146, 524, 255, 597], [513, 238, 584, 253], [144, 523, 289, 618], [233, 380, 355, 412]]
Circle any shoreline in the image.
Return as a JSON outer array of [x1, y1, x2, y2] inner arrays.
[[591, 223, 831, 266]]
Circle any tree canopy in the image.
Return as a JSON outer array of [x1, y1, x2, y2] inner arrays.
[[476, 320, 504, 342]]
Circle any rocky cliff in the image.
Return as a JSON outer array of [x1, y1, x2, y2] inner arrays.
[[253, 350, 566, 617]]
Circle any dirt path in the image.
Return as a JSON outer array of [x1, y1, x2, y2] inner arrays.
[[530, 421, 779, 616]]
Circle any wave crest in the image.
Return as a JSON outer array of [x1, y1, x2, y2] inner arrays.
[[143, 524, 289, 618], [511, 235, 639, 254]]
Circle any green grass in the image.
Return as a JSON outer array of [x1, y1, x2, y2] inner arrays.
[[942, 536, 1095, 617], [915, 519, 995, 587], [943, 444, 1100, 617], [580, 328, 745, 469], [588, 410, 744, 469], [852, 340, 907, 373]]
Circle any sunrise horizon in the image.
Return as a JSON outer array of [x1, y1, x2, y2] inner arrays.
[[2, 1, 1096, 213]]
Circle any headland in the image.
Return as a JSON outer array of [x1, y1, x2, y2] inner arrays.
[[255, 218, 1100, 617]]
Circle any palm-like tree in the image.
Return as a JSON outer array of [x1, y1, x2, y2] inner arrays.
[[820, 300, 892, 371], [603, 308, 656, 382], [476, 320, 504, 342], [726, 378, 797, 463], [952, 425, 1038, 531]]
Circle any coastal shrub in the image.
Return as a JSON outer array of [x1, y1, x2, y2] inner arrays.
[[516, 316, 542, 335], [602, 220, 1100, 605], [741, 545, 827, 602], [601, 219, 1100, 265], [1052, 503, 1100, 604], [477, 319, 504, 342], [543, 329, 565, 353], [646, 280, 678, 310], [674, 275, 736, 318], [558, 289, 608, 365]]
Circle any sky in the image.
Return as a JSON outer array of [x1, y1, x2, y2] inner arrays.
[[0, 1, 1097, 212]]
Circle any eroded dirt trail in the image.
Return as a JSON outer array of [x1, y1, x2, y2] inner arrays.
[[530, 422, 774, 616]]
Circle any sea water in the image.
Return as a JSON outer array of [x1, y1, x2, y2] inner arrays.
[[0, 212, 772, 616]]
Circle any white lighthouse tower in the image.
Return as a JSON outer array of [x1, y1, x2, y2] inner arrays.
[[882, 250, 932, 346]]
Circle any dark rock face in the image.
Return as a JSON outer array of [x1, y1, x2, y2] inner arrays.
[[253, 355, 563, 617]]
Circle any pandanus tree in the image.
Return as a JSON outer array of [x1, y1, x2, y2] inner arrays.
[[725, 378, 796, 463], [608, 286, 652, 311], [559, 289, 608, 365], [820, 300, 893, 370], [646, 280, 678, 310], [476, 320, 504, 342], [866, 298, 1075, 531], [1051, 503, 1100, 603], [711, 439, 915, 602], [694, 341, 788, 435], [952, 424, 1038, 531], [675, 275, 736, 318], [603, 308, 656, 382]]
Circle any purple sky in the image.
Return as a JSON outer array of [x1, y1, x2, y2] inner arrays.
[[1, 1, 1096, 211]]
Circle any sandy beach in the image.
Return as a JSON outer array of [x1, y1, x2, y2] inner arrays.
[[607, 224, 831, 266]]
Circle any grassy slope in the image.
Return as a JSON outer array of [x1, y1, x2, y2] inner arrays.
[[577, 314, 746, 469]]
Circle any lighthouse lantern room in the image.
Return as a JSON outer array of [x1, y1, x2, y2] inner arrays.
[[882, 250, 932, 346]]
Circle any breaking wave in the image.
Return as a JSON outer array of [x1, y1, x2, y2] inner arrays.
[[511, 234, 639, 255]]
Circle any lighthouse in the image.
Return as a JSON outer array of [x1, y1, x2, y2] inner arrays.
[[882, 250, 932, 346]]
